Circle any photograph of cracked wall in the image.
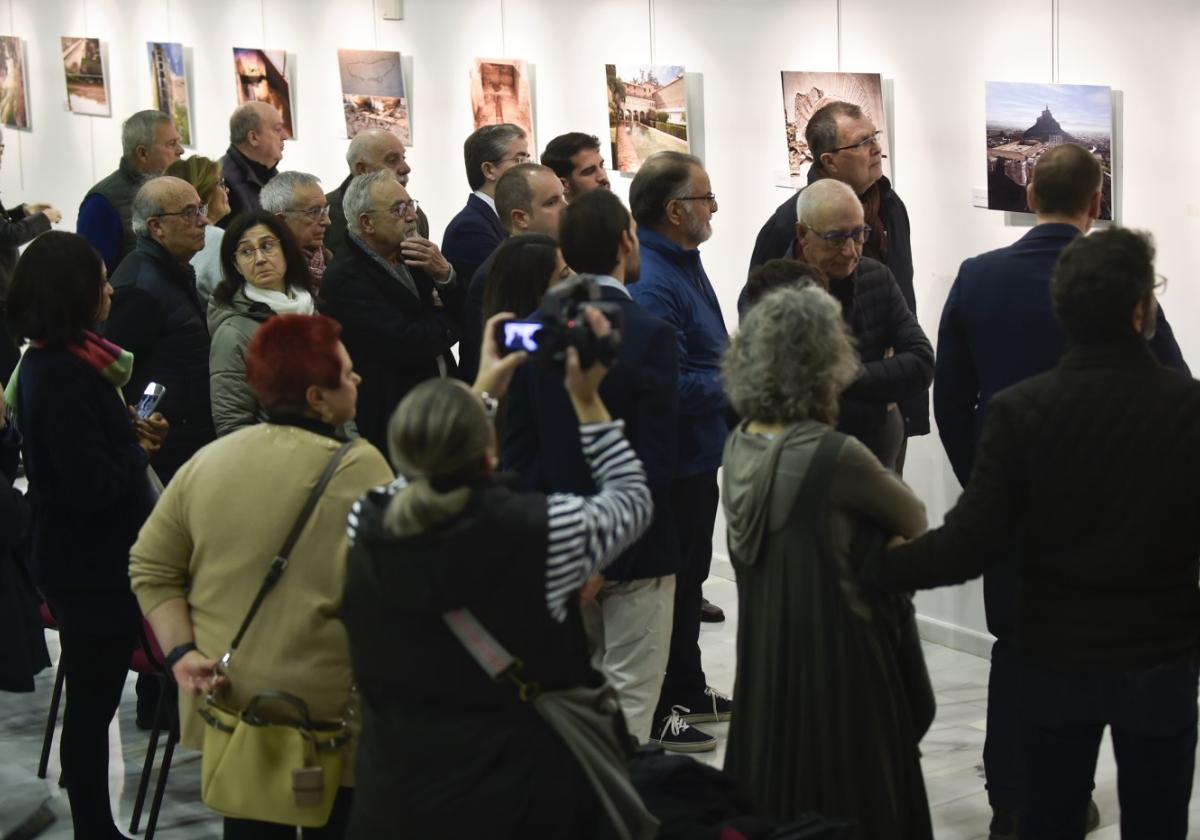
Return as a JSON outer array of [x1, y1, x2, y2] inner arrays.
[[781, 71, 889, 182], [338, 49, 411, 145], [233, 47, 294, 139], [606, 64, 688, 174], [986, 81, 1113, 219], [470, 58, 534, 147], [0, 37, 29, 129]]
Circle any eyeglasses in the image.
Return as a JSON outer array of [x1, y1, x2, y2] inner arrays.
[[234, 237, 281, 262], [813, 224, 872, 245], [497, 153, 532, 165], [672, 193, 718, 208], [289, 205, 331, 220], [372, 199, 419, 218], [156, 204, 208, 223], [829, 130, 882, 154]]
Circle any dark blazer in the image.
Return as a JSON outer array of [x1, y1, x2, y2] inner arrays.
[[324, 174, 429, 256], [14, 347, 154, 633], [104, 236, 216, 483], [747, 172, 927, 436], [319, 235, 462, 457], [457, 252, 496, 386], [441, 194, 506, 294], [833, 257, 934, 466], [935, 223, 1190, 486], [867, 339, 1200, 673], [503, 283, 681, 581], [0, 420, 48, 691], [219, 145, 277, 225]]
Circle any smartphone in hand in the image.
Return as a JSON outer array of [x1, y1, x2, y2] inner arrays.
[[137, 382, 166, 419]]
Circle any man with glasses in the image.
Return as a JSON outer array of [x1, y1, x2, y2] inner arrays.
[[325, 129, 429, 255], [321, 171, 460, 457], [441, 124, 529, 297], [933, 142, 1188, 840], [79, 110, 184, 274], [796, 179, 933, 472], [105, 176, 215, 484], [261, 171, 335, 285]]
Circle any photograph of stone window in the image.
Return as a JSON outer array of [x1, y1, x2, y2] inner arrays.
[[233, 47, 295, 138], [61, 36, 109, 116], [0, 36, 29, 129], [986, 81, 1113, 219], [780, 71, 889, 182], [470, 58, 534, 146], [338, 49, 411, 145], [606, 64, 688, 173], [147, 42, 191, 146]]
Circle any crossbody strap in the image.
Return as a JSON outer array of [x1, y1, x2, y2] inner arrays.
[[217, 441, 355, 674], [443, 608, 541, 701]]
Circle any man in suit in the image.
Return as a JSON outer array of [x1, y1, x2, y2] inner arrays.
[[504, 189, 679, 743], [867, 226, 1200, 839], [319, 171, 460, 457], [458, 163, 566, 383], [325, 129, 429, 254], [934, 142, 1189, 839], [441, 124, 528, 287]]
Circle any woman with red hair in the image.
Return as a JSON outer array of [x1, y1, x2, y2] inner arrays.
[[129, 314, 394, 838]]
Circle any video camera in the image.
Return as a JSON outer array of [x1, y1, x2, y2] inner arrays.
[[495, 274, 623, 369]]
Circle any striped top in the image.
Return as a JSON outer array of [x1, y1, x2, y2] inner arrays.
[[348, 420, 652, 623]]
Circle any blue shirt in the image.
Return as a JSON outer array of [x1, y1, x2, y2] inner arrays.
[[630, 227, 728, 477], [76, 194, 123, 275]]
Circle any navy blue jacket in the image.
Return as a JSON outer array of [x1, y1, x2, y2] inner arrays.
[[441, 194, 506, 304], [503, 283, 681, 581], [630, 228, 729, 478], [935, 223, 1190, 486], [458, 251, 496, 385]]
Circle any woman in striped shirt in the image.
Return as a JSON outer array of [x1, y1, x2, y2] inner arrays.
[[341, 309, 652, 838]]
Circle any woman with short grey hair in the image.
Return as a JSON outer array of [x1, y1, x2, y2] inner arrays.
[[719, 285, 935, 838]]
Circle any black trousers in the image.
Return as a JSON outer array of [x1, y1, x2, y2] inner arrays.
[[658, 470, 719, 706], [224, 787, 354, 839], [57, 622, 137, 840], [1019, 654, 1199, 839], [982, 556, 1022, 814]]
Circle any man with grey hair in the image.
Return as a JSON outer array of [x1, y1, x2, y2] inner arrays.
[[220, 101, 287, 223], [794, 179, 933, 471], [321, 171, 460, 457], [628, 150, 730, 752], [441, 123, 529, 290], [325, 129, 428, 254], [78, 110, 183, 273], [105, 175, 214, 484], [261, 170, 334, 285]]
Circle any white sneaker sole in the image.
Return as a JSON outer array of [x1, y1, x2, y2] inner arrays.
[[656, 736, 717, 753]]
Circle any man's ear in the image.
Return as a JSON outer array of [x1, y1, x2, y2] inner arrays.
[[1088, 189, 1102, 220], [794, 222, 809, 257], [818, 151, 838, 174], [510, 209, 528, 232], [353, 161, 369, 176], [1026, 182, 1039, 214], [480, 162, 498, 184], [357, 213, 374, 235]]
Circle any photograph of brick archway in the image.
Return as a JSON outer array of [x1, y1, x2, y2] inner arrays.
[[606, 64, 688, 173]]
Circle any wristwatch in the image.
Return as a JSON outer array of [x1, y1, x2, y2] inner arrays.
[[163, 641, 198, 674]]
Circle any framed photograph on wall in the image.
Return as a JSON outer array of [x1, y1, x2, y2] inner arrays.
[[232, 47, 295, 138], [338, 49, 411, 145], [606, 64, 688, 174], [147, 42, 192, 146], [0, 36, 30, 129], [470, 58, 534, 147], [985, 81, 1113, 219], [780, 71, 889, 183], [61, 36, 110, 117]]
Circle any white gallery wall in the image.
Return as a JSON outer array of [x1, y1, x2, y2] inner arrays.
[[2, 0, 1198, 652]]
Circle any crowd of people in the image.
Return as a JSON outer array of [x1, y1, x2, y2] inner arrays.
[[0, 94, 1196, 840]]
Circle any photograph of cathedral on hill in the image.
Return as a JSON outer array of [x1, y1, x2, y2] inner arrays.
[[780, 71, 889, 182], [606, 64, 688, 173], [985, 81, 1113, 219]]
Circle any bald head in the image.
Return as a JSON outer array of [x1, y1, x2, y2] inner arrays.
[[796, 179, 866, 282], [797, 179, 861, 229], [346, 129, 411, 185], [496, 163, 566, 236], [230, 101, 286, 168], [132, 176, 207, 262]]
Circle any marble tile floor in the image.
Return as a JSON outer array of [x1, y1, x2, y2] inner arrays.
[[4, 570, 1200, 838]]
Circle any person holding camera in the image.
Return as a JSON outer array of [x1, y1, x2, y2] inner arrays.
[[340, 309, 654, 837], [504, 190, 681, 745]]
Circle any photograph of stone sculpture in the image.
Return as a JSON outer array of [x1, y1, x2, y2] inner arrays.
[[61, 36, 109, 117], [986, 81, 1113, 219], [338, 49, 411, 145], [148, 42, 191, 146], [0, 37, 29, 129], [232, 47, 294, 138], [780, 71, 889, 182], [606, 64, 688, 174], [470, 58, 534, 145]]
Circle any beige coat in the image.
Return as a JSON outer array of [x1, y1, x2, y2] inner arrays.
[[129, 423, 394, 784]]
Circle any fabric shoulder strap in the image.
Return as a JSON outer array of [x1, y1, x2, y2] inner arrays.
[[443, 608, 540, 701]]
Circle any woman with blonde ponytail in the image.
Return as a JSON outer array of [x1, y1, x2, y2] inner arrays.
[[342, 310, 655, 838]]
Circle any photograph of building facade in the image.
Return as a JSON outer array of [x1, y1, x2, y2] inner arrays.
[[61, 36, 109, 116], [0, 36, 28, 129], [232, 47, 295, 138], [780, 71, 889, 182], [986, 81, 1113, 218], [470, 58, 534, 146], [338, 49, 411, 144], [147, 42, 191, 146], [606, 64, 688, 173]]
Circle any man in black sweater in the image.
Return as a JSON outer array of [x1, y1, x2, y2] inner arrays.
[[865, 227, 1200, 839]]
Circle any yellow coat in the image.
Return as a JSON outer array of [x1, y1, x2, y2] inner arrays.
[[129, 423, 394, 785]]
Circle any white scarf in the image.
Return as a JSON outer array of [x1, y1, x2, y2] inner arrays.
[[242, 283, 315, 316]]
